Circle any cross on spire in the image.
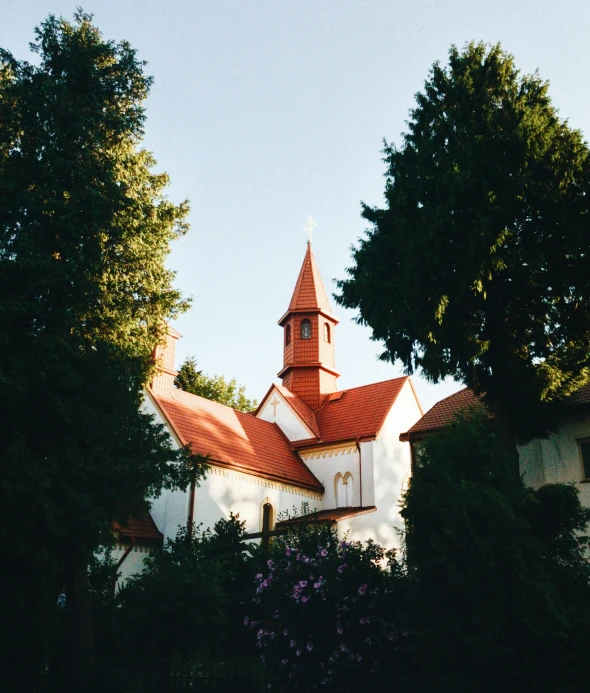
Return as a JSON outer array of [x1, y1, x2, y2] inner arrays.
[[303, 216, 317, 245]]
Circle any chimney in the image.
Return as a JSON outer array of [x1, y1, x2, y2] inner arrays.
[[150, 324, 181, 396]]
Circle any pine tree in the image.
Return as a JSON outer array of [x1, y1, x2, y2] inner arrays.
[[0, 12, 199, 691], [337, 43, 590, 457]]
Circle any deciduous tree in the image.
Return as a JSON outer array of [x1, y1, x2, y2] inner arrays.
[[176, 356, 258, 412]]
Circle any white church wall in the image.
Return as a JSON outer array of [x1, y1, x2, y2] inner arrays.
[[340, 380, 422, 550], [258, 388, 314, 441], [519, 412, 590, 509], [112, 545, 153, 586], [300, 446, 361, 510]]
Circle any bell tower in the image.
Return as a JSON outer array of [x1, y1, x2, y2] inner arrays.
[[277, 241, 340, 410]]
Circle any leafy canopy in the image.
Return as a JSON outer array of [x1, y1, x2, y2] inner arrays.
[[175, 356, 258, 412], [401, 413, 590, 693], [0, 10, 199, 688], [337, 43, 590, 441]]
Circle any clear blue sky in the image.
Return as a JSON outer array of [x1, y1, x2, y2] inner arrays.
[[2, 1, 589, 411]]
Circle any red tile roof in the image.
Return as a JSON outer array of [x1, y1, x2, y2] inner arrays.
[[114, 514, 164, 545], [313, 377, 409, 444], [284, 244, 337, 319], [403, 382, 590, 440], [277, 506, 377, 526], [567, 383, 590, 407], [273, 384, 320, 438], [401, 388, 487, 439], [150, 388, 324, 493]]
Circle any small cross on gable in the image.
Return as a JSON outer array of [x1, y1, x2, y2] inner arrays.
[[270, 396, 280, 418]]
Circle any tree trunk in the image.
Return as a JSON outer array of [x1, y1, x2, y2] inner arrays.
[[53, 550, 95, 693], [492, 403, 520, 472]]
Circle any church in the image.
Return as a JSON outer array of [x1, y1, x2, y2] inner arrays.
[[113, 241, 423, 580]]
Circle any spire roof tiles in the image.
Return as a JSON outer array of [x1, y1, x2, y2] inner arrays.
[[280, 244, 338, 324]]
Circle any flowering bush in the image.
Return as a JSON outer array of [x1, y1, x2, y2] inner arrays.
[[246, 526, 407, 690]]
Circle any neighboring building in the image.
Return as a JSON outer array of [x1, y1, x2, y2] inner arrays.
[[113, 242, 423, 581], [400, 386, 590, 508]]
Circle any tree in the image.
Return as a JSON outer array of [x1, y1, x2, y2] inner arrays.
[[336, 42, 590, 455], [249, 522, 406, 691], [400, 414, 590, 693], [176, 356, 258, 412], [0, 12, 202, 691], [114, 515, 252, 665]]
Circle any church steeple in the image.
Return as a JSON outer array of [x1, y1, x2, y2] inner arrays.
[[277, 243, 340, 410]]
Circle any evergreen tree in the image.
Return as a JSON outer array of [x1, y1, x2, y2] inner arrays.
[[336, 43, 590, 457], [0, 12, 201, 691], [175, 356, 258, 412], [401, 414, 590, 693]]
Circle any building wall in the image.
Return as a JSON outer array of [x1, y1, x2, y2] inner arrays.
[[111, 544, 154, 586], [144, 390, 321, 545], [519, 411, 590, 509], [301, 445, 361, 510], [258, 388, 314, 440], [339, 380, 422, 549]]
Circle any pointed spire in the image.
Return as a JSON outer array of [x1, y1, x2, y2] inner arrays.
[[288, 243, 333, 314]]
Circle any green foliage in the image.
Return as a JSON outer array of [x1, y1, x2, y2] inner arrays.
[[336, 42, 590, 443], [401, 413, 590, 693], [0, 11, 200, 690], [115, 515, 253, 661], [175, 356, 258, 412], [248, 518, 406, 690]]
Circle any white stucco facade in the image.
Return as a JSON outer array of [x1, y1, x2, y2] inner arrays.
[[518, 411, 590, 509]]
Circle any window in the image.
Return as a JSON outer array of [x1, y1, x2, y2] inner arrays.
[[285, 324, 291, 346], [580, 440, 590, 480], [324, 323, 331, 343], [260, 500, 276, 532], [334, 473, 354, 508], [300, 319, 311, 339]]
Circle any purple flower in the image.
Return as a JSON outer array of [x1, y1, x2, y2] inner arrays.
[[358, 583, 368, 596], [296, 649, 302, 657], [281, 658, 288, 665], [290, 640, 296, 648], [255, 573, 263, 580], [336, 625, 343, 635], [299, 580, 307, 588], [337, 564, 347, 574], [314, 582, 320, 589], [283, 629, 289, 636], [320, 548, 328, 557], [301, 595, 309, 603], [267, 559, 274, 568], [306, 642, 313, 651]]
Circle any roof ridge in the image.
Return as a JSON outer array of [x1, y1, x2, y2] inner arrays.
[[161, 387, 261, 419], [317, 375, 408, 403]]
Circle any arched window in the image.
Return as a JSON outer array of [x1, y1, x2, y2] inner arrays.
[[324, 323, 331, 343], [334, 473, 344, 507], [300, 319, 312, 339], [335, 473, 354, 508], [260, 499, 276, 532], [343, 473, 354, 507], [285, 324, 291, 346]]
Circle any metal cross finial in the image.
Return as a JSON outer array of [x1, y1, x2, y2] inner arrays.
[[303, 216, 317, 245]]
